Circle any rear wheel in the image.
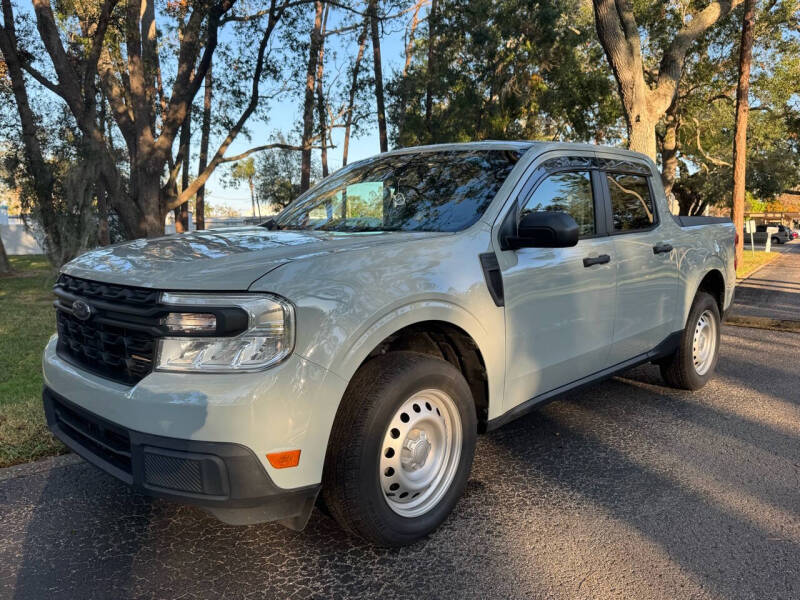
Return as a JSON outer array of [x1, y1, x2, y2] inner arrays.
[[322, 351, 476, 546], [660, 291, 721, 390], [772, 236, 781, 245]]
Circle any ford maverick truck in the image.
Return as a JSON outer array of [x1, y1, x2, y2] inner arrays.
[[43, 142, 735, 546]]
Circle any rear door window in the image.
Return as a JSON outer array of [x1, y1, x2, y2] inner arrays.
[[606, 173, 656, 232]]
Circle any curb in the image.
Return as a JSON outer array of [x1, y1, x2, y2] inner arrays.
[[0, 452, 80, 483], [724, 316, 800, 334]]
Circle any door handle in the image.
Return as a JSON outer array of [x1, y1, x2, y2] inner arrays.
[[653, 243, 673, 254], [583, 254, 611, 267]]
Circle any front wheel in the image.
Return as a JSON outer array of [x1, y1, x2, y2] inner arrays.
[[659, 291, 721, 390], [772, 236, 781, 245], [322, 352, 477, 546]]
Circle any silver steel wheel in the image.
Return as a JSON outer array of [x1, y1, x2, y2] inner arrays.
[[379, 389, 462, 518], [692, 309, 717, 376]]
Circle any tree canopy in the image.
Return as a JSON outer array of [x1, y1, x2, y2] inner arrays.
[[1, 0, 798, 267]]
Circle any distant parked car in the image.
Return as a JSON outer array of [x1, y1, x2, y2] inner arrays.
[[790, 228, 799, 240], [744, 224, 792, 245]]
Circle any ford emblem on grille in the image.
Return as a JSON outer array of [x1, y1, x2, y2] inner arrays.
[[72, 299, 94, 321]]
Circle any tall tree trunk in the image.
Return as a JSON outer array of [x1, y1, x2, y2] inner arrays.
[[316, 4, 330, 178], [732, 0, 756, 267], [96, 181, 111, 246], [424, 0, 437, 137], [175, 114, 191, 232], [196, 64, 212, 230], [0, 234, 11, 274], [342, 15, 370, 167], [403, 0, 425, 77], [134, 164, 164, 237], [619, 80, 659, 160], [661, 99, 680, 213], [300, 1, 325, 192], [369, 0, 388, 153]]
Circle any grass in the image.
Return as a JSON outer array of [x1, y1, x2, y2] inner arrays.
[[736, 249, 781, 279], [0, 256, 65, 467]]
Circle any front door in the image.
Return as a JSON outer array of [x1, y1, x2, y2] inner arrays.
[[498, 161, 617, 411]]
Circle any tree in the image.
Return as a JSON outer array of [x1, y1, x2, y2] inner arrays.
[[315, 3, 331, 177], [390, 0, 620, 146], [255, 140, 319, 211], [732, 0, 756, 265], [300, 2, 325, 192], [592, 0, 745, 160], [369, 0, 388, 153], [204, 202, 242, 218], [1, 0, 316, 244], [657, 2, 800, 216], [342, 14, 371, 166], [230, 158, 259, 217], [196, 64, 213, 230]]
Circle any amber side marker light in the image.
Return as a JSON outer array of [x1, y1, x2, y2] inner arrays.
[[267, 449, 301, 469]]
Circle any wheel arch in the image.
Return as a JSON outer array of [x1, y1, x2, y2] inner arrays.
[[695, 268, 726, 315], [355, 321, 490, 431], [678, 264, 727, 330], [331, 302, 502, 432]]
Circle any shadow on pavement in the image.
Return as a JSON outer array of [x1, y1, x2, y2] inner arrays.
[[4, 329, 799, 599]]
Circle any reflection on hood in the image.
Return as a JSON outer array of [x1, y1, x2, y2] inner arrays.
[[61, 226, 443, 291]]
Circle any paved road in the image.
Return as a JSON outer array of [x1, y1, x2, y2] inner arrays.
[[730, 241, 800, 322], [1, 325, 798, 600]]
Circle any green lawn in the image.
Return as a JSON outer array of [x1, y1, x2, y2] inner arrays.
[[736, 249, 780, 279], [0, 256, 65, 467]]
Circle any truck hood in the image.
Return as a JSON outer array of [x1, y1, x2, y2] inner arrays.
[[62, 227, 446, 290]]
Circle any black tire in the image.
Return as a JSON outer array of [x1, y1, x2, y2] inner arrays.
[[772, 236, 781, 245], [322, 351, 477, 546], [659, 291, 721, 390]]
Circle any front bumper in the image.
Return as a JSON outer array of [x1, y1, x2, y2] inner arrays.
[[42, 335, 348, 490], [44, 387, 319, 528]]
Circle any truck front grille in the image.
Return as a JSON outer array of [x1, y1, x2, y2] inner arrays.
[[54, 274, 160, 385]]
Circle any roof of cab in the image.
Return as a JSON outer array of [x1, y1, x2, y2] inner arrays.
[[382, 140, 654, 166], [383, 140, 538, 155]]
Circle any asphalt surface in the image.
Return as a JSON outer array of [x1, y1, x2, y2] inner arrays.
[[1, 325, 798, 600], [729, 241, 800, 322]]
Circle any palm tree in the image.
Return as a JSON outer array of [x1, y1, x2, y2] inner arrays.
[[231, 158, 259, 218]]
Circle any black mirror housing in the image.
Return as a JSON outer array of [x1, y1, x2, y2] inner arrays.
[[505, 211, 580, 249]]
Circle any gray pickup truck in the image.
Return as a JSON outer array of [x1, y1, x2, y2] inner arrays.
[[43, 142, 735, 546]]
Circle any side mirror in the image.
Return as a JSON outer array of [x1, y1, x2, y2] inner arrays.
[[505, 211, 580, 249]]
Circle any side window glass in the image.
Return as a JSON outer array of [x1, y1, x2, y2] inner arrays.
[[607, 173, 655, 232], [521, 171, 595, 237]]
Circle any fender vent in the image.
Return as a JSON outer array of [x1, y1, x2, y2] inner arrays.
[[479, 253, 504, 307]]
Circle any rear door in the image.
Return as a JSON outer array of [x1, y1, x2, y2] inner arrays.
[[600, 160, 680, 364], [497, 154, 617, 410]]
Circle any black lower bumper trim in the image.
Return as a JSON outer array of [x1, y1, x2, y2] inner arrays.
[[43, 387, 319, 528]]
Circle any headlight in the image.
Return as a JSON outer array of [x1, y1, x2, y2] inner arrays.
[[156, 293, 294, 373]]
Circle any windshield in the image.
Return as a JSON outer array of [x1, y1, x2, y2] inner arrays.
[[273, 149, 523, 233]]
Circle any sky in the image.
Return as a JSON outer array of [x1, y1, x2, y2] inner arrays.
[[204, 8, 412, 216]]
